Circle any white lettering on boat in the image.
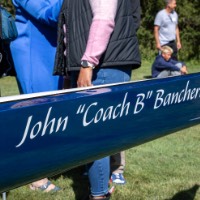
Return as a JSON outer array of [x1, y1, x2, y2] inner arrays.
[[15, 80, 200, 148], [77, 92, 130, 126], [16, 107, 68, 148], [154, 81, 200, 109]]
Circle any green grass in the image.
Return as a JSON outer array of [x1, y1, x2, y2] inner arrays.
[[0, 76, 19, 97], [0, 61, 200, 200]]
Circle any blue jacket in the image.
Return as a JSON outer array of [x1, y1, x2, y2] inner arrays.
[[10, 0, 63, 94], [151, 55, 184, 78]]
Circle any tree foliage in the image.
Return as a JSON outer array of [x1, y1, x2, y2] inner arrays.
[[1, 0, 14, 13], [1, 0, 200, 61], [139, 0, 200, 61]]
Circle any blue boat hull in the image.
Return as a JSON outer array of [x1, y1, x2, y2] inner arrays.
[[1, 73, 200, 193]]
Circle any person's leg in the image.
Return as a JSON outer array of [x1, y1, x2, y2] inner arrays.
[[170, 63, 182, 76], [111, 152, 125, 174], [70, 71, 110, 199], [92, 67, 131, 186], [156, 70, 170, 78], [71, 67, 132, 198], [110, 151, 126, 184], [88, 157, 110, 198], [30, 178, 61, 192]]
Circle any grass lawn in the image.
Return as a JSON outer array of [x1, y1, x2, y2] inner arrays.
[[0, 61, 200, 200]]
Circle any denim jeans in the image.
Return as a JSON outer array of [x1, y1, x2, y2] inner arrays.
[[71, 66, 132, 196], [92, 67, 132, 85]]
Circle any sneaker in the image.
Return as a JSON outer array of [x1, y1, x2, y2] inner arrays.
[[110, 173, 126, 184]]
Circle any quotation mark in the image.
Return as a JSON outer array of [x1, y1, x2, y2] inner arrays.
[[77, 104, 86, 114], [146, 91, 153, 99]]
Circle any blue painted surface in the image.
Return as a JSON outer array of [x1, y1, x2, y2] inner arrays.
[[1, 73, 200, 192]]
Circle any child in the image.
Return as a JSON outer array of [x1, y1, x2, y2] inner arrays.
[[151, 45, 188, 78]]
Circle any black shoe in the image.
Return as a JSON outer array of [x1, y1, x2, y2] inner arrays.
[[83, 193, 111, 200], [90, 193, 111, 200]]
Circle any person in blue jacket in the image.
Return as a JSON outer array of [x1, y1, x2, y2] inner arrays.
[[10, 0, 63, 192], [10, 0, 63, 94], [151, 45, 188, 78]]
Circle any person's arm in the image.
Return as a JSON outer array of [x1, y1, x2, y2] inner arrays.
[[154, 25, 162, 50], [77, 0, 118, 87], [155, 56, 180, 71], [170, 59, 188, 74], [176, 25, 181, 50], [14, 0, 63, 27], [154, 12, 162, 51]]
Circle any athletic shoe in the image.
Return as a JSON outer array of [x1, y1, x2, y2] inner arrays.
[[110, 173, 126, 184]]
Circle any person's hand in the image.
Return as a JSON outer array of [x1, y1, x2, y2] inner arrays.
[[180, 66, 188, 74], [156, 43, 162, 51], [177, 42, 182, 50], [77, 67, 93, 87]]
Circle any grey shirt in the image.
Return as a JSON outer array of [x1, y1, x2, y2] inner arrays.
[[154, 9, 178, 45]]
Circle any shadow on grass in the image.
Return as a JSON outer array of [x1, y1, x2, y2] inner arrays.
[[53, 165, 90, 200], [143, 75, 152, 79], [166, 184, 199, 200]]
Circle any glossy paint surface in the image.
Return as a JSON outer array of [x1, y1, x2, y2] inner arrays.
[[1, 73, 200, 192]]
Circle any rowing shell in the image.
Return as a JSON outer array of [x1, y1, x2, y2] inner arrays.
[[0, 73, 200, 193]]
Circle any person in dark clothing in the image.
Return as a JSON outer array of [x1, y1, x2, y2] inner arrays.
[[151, 45, 187, 78], [0, 42, 16, 78], [54, 0, 141, 199]]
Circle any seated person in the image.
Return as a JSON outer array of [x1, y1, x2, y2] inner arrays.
[[151, 45, 188, 78]]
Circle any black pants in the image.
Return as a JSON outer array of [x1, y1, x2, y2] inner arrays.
[[162, 40, 178, 60], [0, 41, 16, 77]]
